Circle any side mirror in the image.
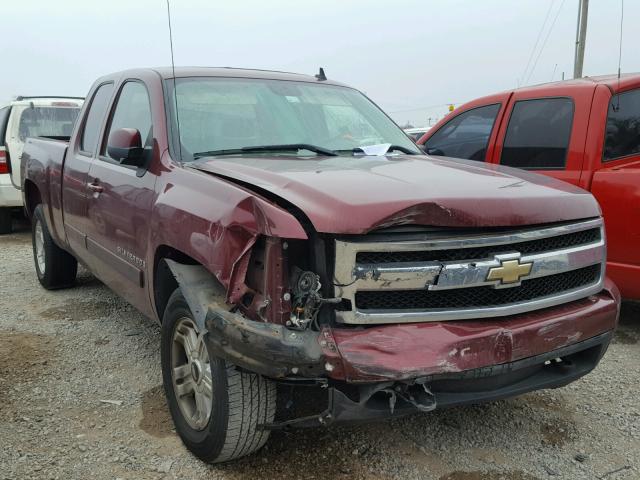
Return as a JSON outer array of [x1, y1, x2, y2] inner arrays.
[[107, 128, 144, 166]]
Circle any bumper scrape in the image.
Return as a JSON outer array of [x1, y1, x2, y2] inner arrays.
[[205, 309, 326, 378]]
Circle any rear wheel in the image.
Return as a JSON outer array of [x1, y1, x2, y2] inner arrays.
[[0, 207, 11, 234], [161, 289, 276, 463], [32, 204, 77, 289]]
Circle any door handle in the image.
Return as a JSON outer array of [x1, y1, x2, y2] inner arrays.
[[88, 180, 104, 193]]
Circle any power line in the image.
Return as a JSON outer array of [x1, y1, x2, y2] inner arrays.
[[520, 0, 555, 87], [525, 0, 567, 85]]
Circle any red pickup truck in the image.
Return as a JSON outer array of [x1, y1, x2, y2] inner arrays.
[[418, 74, 640, 299], [22, 67, 618, 463]]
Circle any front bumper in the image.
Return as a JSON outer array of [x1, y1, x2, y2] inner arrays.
[[324, 280, 620, 383], [265, 330, 613, 428], [204, 281, 619, 425]]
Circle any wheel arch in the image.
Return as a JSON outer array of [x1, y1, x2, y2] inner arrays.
[[153, 245, 199, 323], [23, 179, 42, 218]]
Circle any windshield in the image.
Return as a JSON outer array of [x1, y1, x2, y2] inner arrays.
[[166, 77, 420, 160], [18, 107, 80, 140]]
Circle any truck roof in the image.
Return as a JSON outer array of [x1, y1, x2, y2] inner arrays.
[[107, 66, 350, 88], [510, 72, 640, 95], [451, 73, 640, 114]]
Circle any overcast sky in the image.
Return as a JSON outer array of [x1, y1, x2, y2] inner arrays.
[[2, 0, 635, 125]]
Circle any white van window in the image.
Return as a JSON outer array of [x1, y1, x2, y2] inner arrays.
[[18, 107, 80, 141]]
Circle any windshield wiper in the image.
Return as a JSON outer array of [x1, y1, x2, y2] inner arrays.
[[387, 145, 420, 155], [193, 143, 338, 159]]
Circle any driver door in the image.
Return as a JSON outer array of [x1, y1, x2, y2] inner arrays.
[[85, 81, 156, 311]]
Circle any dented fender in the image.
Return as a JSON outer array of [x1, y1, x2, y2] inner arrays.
[[151, 158, 308, 316], [166, 260, 326, 378], [165, 260, 226, 331]]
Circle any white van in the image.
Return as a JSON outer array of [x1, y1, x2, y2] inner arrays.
[[0, 96, 83, 233]]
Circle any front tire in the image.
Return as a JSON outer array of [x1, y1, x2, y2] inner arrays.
[[32, 204, 78, 289], [161, 289, 276, 463]]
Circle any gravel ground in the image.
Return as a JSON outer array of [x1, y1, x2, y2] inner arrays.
[[1, 219, 639, 480]]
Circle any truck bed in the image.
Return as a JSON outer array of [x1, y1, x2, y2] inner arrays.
[[21, 136, 70, 245]]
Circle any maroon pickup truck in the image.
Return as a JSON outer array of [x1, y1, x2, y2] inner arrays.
[[22, 67, 619, 463]]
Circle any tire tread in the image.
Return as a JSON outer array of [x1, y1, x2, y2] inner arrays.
[[32, 205, 77, 289], [161, 288, 276, 464], [216, 364, 276, 462]]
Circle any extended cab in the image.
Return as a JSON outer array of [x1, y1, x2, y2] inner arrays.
[[0, 96, 82, 233], [418, 74, 640, 299], [22, 68, 619, 463]]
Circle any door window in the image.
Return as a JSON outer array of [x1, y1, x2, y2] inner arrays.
[[423, 104, 500, 161], [81, 83, 114, 154], [500, 98, 573, 169], [604, 89, 640, 161], [102, 82, 152, 160]]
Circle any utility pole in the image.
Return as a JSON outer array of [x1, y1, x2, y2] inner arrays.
[[573, 0, 589, 78]]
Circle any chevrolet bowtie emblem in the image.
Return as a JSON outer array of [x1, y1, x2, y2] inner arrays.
[[487, 258, 533, 285]]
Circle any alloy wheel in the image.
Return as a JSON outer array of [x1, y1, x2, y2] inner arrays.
[[171, 317, 213, 431]]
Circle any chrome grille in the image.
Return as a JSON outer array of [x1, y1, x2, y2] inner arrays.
[[356, 265, 601, 311], [355, 228, 601, 264], [333, 219, 606, 324]]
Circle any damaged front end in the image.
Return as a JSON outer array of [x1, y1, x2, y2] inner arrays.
[[167, 223, 619, 429], [207, 299, 614, 429]]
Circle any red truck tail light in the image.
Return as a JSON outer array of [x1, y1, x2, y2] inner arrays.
[[0, 148, 9, 174]]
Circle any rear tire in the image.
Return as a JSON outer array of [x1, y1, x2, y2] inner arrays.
[[32, 204, 78, 289], [0, 208, 11, 234], [161, 289, 276, 464]]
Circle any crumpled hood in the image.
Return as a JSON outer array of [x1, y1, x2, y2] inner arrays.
[[190, 154, 600, 234]]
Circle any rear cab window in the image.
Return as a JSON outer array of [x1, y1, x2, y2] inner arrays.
[[604, 88, 640, 161], [80, 83, 114, 155], [500, 97, 574, 169], [423, 104, 500, 161]]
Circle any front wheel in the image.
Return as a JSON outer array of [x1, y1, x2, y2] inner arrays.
[[32, 204, 77, 289], [161, 289, 276, 463]]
